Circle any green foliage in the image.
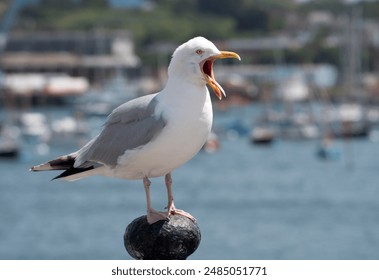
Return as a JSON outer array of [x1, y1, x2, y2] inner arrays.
[[16, 0, 292, 44], [13, 0, 378, 69], [299, 0, 379, 18], [123, 8, 236, 45]]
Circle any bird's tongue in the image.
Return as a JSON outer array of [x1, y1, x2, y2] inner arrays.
[[203, 60, 226, 100]]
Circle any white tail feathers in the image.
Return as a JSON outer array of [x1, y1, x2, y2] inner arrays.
[[30, 163, 54, 171], [30, 153, 101, 181], [30, 153, 77, 172]]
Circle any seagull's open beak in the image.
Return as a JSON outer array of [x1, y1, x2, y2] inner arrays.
[[201, 51, 241, 100]]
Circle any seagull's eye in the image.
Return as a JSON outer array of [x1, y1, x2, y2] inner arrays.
[[196, 49, 204, 55]]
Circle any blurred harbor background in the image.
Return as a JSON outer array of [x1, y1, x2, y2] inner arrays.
[[1, 0, 379, 259]]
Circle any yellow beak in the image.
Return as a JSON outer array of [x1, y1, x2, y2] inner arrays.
[[201, 51, 241, 100]]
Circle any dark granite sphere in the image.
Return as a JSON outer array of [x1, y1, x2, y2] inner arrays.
[[124, 215, 201, 260]]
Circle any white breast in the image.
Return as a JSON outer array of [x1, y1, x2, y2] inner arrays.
[[112, 83, 213, 179]]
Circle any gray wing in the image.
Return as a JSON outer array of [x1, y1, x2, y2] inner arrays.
[[75, 93, 166, 168]]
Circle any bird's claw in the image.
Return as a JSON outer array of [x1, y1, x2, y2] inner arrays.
[[169, 208, 197, 222], [146, 210, 169, 224], [146, 208, 196, 224]]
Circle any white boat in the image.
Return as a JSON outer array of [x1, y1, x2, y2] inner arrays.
[[18, 112, 51, 142], [250, 126, 275, 144], [0, 124, 21, 158]]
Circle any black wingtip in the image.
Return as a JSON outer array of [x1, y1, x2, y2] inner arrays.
[[52, 166, 95, 180]]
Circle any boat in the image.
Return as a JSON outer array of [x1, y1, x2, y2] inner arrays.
[[76, 74, 140, 117], [316, 144, 341, 160], [324, 104, 371, 139], [51, 115, 90, 137], [2, 73, 89, 106], [0, 123, 20, 159], [0, 140, 19, 158], [262, 74, 320, 141], [316, 135, 341, 160], [250, 126, 275, 145], [18, 112, 51, 143]]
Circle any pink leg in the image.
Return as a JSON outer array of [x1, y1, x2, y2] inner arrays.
[[143, 176, 168, 224], [165, 173, 196, 222]]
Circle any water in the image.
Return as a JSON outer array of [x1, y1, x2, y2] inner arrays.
[[1, 105, 379, 259]]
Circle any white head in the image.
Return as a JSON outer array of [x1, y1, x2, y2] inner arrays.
[[168, 37, 240, 100]]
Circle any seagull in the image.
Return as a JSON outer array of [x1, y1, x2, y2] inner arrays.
[[30, 37, 240, 224]]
